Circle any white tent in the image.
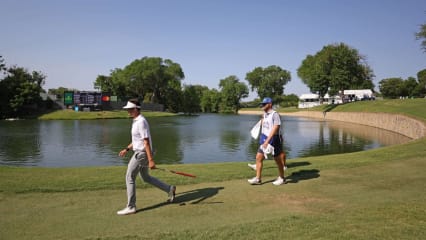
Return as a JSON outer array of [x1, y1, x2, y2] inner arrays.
[[343, 89, 374, 101], [298, 94, 320, 108]]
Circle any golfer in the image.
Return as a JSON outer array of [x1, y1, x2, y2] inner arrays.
[[248, 97, 286, 185], [117, 99, 176, 215]]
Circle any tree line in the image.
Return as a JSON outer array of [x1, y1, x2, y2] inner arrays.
[[1, 19, 425, 118], [92, 57, 293, 114], [378, 70, 426, 99]]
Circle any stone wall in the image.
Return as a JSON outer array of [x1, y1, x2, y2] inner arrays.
[[284, 111, 426, 140]]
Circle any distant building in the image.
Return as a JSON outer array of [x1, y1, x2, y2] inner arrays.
[[298, 89, 374, 108], [324, 93, 343, 105], [298, 93, 320, 109], [343, 89, 375, 102]]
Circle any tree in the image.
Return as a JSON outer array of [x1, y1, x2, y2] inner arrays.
[[0, 55, 5, 72], [379, 70, 426, 98], [416, 21, 426, 52], [379, 78, 405, 98], [93, 75, 113, 93], [0, 66, 45, 118], [218, 75, 249, 114], [109, 68, 131, 100], [181, 85, 200, 114], [200, 88, 221, 113], [277, 94, 299, 107], [163, 81, 183, 113], [245, 65, 291, 103], [297, 43, 375, 101], [403, 77, 418, 97], [126, 57, 184, 104], [297, 55, 330, 100], [413, 69, 426, 97], [97, 57, 185, 109]]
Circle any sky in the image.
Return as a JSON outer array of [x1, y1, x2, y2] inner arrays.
[[1, 0, 425, 100]]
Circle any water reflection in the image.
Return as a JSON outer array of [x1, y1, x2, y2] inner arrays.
[[284, 117, 411, 158], [0, 114, 411, 167], [0, 120, 42, 165]]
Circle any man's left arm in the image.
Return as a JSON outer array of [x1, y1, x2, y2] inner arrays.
[[143, 138, 156, 169]]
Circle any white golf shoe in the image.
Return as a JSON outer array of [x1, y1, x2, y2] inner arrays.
[[248, 177, 261, 185], [272, 176, 285, 186], [248, 163, 256, 170], [117, 206, 136, 215]]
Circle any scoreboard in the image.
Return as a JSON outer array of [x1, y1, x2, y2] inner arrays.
[[64, 91, 111, 109], [73, 92, 102, 105]]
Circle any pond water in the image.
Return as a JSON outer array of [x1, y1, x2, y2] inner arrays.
[[0, 114, 411, 167]]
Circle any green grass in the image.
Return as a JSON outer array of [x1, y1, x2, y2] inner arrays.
[[242, 99, 426, 119], [1, 99, 426, 240], [309, 98, 426, 120], [38, 110, 176, 120]]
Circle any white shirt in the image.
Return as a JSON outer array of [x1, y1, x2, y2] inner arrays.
[[131, 114, 152, 152], [261, 110, 281, 137]]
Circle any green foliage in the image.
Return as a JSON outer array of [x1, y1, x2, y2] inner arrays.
[[94, 57, 185, 111], [415, 22, 426, 52], [218, 75, 249, 114], [379, 77, 405, 98], [404, 77, 418, 97], [93, 75, 113, 92], [418, 69, 426, 83], [379, 71, 426, 98], [182, 85, 201, 114], [0, 65, 46, 118], [413, 69, 426, 97], [200, 88, 221, 113], [245, 65, 291, 101], [277, 94, 299, 107], [297, 43, 374, 98]]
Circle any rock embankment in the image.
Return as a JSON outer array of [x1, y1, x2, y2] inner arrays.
[[239, 110, 426, 139]]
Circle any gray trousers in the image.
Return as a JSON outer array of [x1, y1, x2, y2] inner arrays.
[[126, 151, 171, 208]]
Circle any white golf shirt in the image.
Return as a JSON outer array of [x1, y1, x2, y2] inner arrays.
[[261, 110, 281, 137], [131, 114, 152, 152]]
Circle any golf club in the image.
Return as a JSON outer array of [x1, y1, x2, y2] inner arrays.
[[156, 168, 196, 178]]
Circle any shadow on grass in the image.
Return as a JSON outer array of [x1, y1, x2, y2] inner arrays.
[[323, 104, 338, 113], [250, 161, 311, 170], [175, 187, 225, 204], [287, 161, 311, 168], [138, 187, 224, 213], [286, 169, 320, 184]]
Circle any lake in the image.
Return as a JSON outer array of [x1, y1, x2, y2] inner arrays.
[[0, 114, 411, 167]]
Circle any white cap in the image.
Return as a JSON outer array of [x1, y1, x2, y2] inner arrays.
[[122, 101, 141, 109]]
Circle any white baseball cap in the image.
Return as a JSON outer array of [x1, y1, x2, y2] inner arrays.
[[122, 101, 141, 109]]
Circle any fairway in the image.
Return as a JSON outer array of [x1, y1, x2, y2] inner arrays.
[[1, 138, 425, 239]]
